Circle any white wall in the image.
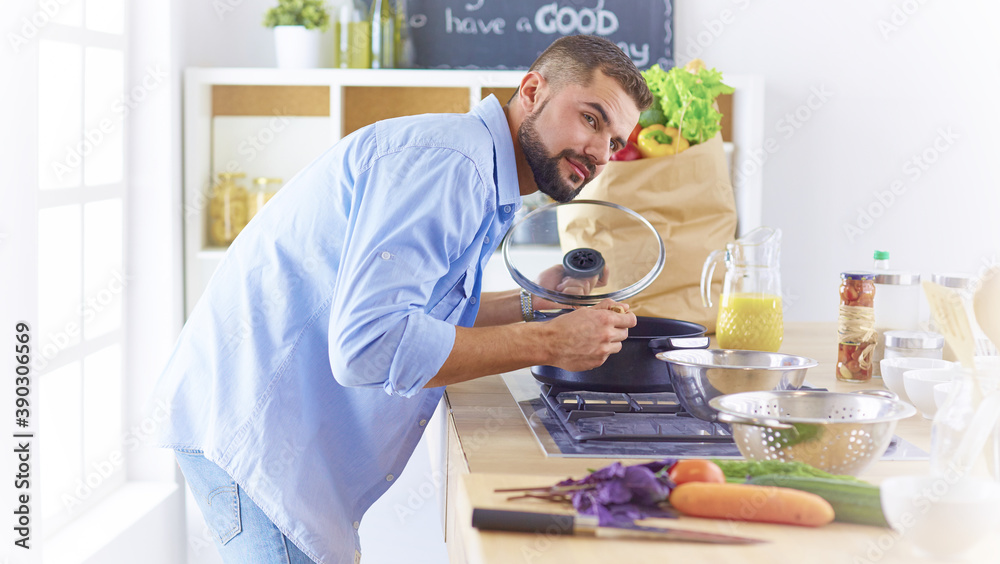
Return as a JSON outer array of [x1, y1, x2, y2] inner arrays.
[[674, 0, 1000, 320]]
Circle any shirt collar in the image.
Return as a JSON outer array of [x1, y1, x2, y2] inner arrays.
[[472, 95, 520, 209]]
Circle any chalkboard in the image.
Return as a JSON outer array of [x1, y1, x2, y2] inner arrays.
[[404, 0, 673, 70]]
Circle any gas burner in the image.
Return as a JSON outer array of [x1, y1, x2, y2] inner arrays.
[[539, 384, 733, 443]]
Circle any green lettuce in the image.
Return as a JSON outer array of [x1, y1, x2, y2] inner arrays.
[[641, 64, 735, 144]]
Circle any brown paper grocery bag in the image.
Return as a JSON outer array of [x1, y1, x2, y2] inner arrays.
[[557, 134, 737, 332]]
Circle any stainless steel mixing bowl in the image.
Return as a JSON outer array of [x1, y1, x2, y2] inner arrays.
[[655, 349, 817, 422], [709, 390, 917, 476]]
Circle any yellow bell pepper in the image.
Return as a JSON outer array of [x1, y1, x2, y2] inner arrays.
[[636, 124, 690, 158]]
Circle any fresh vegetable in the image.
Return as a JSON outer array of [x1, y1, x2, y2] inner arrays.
[[636, 124, 689, 158], [637, 105, 666, 129], [669, 482, 835, 527], [641, 62, 734, 145], [627, 123, 642, 145], [667, 459, 726, 485], [609, 142, 642, 161], [497, 459, 678, 527], [747, 475, 889, 527], [711, 459, 865, 483]]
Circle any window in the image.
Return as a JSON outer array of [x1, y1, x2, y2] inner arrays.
[[35, 0, 128, 534]]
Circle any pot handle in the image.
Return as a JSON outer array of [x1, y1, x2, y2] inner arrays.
[[648, 336, 710, 353], [715, 411, 796, 430]]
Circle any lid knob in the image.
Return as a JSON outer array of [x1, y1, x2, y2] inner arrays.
[[562, 248, 605, 279]]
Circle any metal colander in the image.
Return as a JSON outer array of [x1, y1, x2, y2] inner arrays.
[[709, 390, 917, 476]]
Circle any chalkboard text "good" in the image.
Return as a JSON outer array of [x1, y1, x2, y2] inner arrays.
[[535, 1, 619, 36]]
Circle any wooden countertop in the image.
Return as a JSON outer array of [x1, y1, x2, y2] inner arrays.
[[442, 322, 999, 563]]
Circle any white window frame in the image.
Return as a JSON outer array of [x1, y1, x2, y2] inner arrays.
[[34, 1, 129, 537]]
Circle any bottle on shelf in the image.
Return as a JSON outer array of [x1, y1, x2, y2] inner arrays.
[[345, 0, 371, 69], [329, 0, 352, 68], [394, 0, 412, 68], [873, 249, 890, 271], [370, 0, 395, 69]]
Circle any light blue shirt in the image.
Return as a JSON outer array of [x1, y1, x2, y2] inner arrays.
[[150, 96, 521, 563]]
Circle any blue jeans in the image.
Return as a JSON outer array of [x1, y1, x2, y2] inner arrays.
[[175, 451, 316, 564]]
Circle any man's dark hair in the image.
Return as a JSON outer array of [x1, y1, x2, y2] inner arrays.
[[520, 35, 653, 112]]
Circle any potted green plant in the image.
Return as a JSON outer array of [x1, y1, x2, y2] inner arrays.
[[263, 0, 331, 69]]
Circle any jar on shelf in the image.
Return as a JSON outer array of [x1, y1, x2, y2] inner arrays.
[[884, 330, 945, 361], [207, 171, 248, 246], [837, 272, 877, 382], [249, 177, 283, 220]]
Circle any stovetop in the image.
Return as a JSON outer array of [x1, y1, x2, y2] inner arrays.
[[503, 370, 930, 461]]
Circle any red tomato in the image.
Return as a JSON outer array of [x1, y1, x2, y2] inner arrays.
[[628, 123, 642, 145], [668, 459, 726, 485]]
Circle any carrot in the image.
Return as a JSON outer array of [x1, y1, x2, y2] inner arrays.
[[669, 482, 835, 527]]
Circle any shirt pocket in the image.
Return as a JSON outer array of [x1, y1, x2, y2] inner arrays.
[[427, 268, 475, 325]]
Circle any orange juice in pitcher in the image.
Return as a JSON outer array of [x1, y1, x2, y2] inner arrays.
[[716, 293, 784, 351], [701, 227, 784, 352]]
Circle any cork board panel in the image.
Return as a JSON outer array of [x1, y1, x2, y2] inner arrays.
[[482, 87, 518, 105], [212, 85, 330, 117], [342, 86, 470, 136]]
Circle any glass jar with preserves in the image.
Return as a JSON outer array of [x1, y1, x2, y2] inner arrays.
[[837, 272, 877, 382], [248, 177, 283, 220], [207, 171, 248, 246]]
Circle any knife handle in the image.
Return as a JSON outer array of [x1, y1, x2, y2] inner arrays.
[[472, 508, 575, 535]]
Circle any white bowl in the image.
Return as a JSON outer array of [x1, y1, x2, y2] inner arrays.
[[903, 368, 957, 419], [881, 357, 953, 405], [933, 381, 953, 410], [881, 475, 1000, 558]]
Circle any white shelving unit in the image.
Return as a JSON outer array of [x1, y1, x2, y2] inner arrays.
[[183, 67, 763, 315]]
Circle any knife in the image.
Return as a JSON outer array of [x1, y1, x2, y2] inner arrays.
[[471, 508, 766, 545]]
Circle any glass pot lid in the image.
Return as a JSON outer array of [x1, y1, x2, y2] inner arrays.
[[500, 199, 665, 306]]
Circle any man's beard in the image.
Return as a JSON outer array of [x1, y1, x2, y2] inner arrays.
[[517, 103, 596, 203]]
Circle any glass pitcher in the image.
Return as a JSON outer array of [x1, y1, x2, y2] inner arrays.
[[700, 226, 784, 351]]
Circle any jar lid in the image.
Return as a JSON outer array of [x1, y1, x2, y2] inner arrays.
[[501, 200, 664, 306], [841, 271, 874, 280], [930, 272, 976, 290], [885, 330, 945, 350], [874, 272, 921, 285], [874, 250, 890, 260]]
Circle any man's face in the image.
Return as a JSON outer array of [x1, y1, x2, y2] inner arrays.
[[517, 71, 641, 203]]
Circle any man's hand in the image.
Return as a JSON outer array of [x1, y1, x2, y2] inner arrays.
[[538, 298, 636, 371]]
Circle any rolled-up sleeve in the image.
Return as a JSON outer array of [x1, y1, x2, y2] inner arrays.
[[328, 144, 490, 396]]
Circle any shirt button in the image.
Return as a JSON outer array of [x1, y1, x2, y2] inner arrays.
[[484, 236, 490, 244], [503, 205, 511, 213], [380, 251, 391, 260], [386, 474, 394, 482], [469, 296, 477, 305], [419, 419, 428, 426], [353, 521, 360, 530]]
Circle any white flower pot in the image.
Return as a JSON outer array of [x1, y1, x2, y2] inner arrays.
[[273, 25, 323, 69]]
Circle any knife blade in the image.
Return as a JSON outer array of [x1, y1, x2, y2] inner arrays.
[[471, 508, 766, 545]]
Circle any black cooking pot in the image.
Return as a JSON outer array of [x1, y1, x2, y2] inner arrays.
[[530, 315, 709, 394]]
